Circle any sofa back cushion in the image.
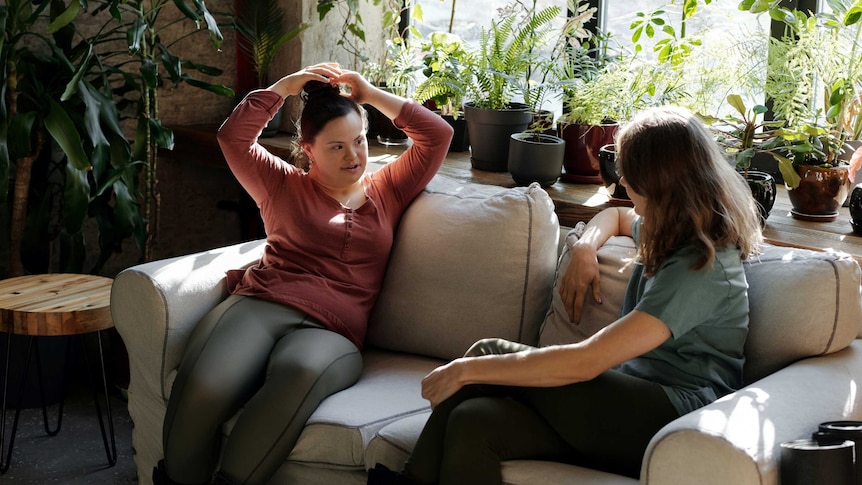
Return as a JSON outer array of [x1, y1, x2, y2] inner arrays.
[[367, 175, 559, 361], [540, 229, 862, 385]]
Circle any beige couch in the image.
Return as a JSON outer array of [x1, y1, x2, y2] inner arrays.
[[111, 174, 862, 485]]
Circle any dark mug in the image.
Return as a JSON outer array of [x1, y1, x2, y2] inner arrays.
[[815, 421, 862, 484]]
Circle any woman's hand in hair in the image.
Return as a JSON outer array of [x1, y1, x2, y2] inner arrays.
[[331, 69, 376, 105], [335, 70, 407, 121], [268, 62, 343, 98]]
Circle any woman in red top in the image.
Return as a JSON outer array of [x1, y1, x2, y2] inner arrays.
[[154, 63, 453, 485]]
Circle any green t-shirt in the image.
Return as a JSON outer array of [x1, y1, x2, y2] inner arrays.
[[616, 218, 749, 415]]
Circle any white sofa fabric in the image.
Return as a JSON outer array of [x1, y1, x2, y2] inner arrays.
[[112, 174, 862, 485]]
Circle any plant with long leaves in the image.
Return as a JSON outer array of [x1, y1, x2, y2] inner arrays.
[[236, 0, 307, 86], [0, 0, 232, 277]]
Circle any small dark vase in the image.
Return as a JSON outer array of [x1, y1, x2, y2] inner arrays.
[[598, 144, 631, 205], [850, 184, 862, 234], [743, 170, 776, 225]]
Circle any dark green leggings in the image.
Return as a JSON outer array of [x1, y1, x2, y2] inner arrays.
[[162, 294, 362, 485], [401, 338, 679, 485]]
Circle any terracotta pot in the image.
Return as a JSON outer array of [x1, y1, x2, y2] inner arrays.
[[786, 164, 850, 222], [559, 121, 618, 183]]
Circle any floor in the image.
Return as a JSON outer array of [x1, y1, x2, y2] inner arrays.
[[1, 336, 138, 484]]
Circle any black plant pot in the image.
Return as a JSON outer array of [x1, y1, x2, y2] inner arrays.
[[439, 112, 469, 152], [850, 184, 862, 234], [743, 170, 776, 224], [598, 144, 631, 205], [465, 102, 531, 172], [508, 132, 565, 187]]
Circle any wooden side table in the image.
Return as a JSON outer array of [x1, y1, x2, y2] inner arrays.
[[0, 274, 117, 473]]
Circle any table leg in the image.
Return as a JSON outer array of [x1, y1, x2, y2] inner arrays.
[[81, 331, 117, 467], [0, 335, 36, 474]]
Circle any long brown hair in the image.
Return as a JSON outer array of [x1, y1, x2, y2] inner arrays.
[[616, 106, 763, 276]]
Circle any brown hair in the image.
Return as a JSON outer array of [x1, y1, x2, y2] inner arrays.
[[291, 80, 367, 171], [616, 105, 763, 276]]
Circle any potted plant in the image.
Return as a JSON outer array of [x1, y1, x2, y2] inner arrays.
[[748, 4, 862, 221], [556, 54, 682, 182], [363, 36, 424, 145], [702, 94, 784, 222], [507, 128, 566, 188], [414, 31, 471, 151], [458, 1, 563, 172], [236, 0, 307, 136]]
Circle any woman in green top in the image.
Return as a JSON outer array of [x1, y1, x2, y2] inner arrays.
[[368, 105, 764, 484]]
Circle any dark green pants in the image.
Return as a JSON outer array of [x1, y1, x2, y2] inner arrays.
[[162, 294, 362, 485], [401, 338, 679, 485]]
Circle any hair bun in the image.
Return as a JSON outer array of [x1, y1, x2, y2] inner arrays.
[[302, 80, 340, 102]]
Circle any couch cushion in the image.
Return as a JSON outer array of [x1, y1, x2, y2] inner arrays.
[[540, 224, 636, 346], [284, 350, 440, 468], [367, 175, 559, 361], [741, 246, 861, 383], [539, 229, 862, 385]]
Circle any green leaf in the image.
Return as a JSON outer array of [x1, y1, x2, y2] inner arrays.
[[8, 111, 36, 159], [61, 45, 93, 101], [148, 118, 175, 150], [112, 180, 139, 236], [727, 94, 746, 116], [63, 163, 91, 234], [159, 46, 183, 83], [95, 161, 145, 197], [45, 100, 91, 171], [778, 157, 801, 188], [180, 74, 235, 97], [172, 0, 200, 22], [845, 6, 862, 25], [127, 17, 146, 53], [140, 59, 159, 89], [753, 104, 768, 115], [46, 1, 80, 34], [77, 81, 110, 148]]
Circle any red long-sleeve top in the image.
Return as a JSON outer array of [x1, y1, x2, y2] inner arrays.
[[217, 90, 453, 348]]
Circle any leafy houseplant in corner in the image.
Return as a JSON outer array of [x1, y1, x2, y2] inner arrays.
[[703, 94, 783, 223], [236, 0, 307, 137]]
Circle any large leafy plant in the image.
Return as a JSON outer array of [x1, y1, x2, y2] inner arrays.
[[741, 1, 862, 177], [461, 1, 563, 110], [1, 0, 232, 276]]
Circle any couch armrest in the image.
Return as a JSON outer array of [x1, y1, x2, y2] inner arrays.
[[111, 239, 266, 402], [642, 340, 862, 485]]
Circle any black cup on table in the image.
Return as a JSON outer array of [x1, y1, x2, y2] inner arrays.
[[815, 421, 862, 484]]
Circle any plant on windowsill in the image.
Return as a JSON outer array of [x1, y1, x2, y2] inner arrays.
[[458, 0, 563, 172], [413, 31, 471, 151], [701, 94, 787, 222], [235, 0, 307, 137], [362, 36, 424, 145], [743, 3, 862, 221]]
